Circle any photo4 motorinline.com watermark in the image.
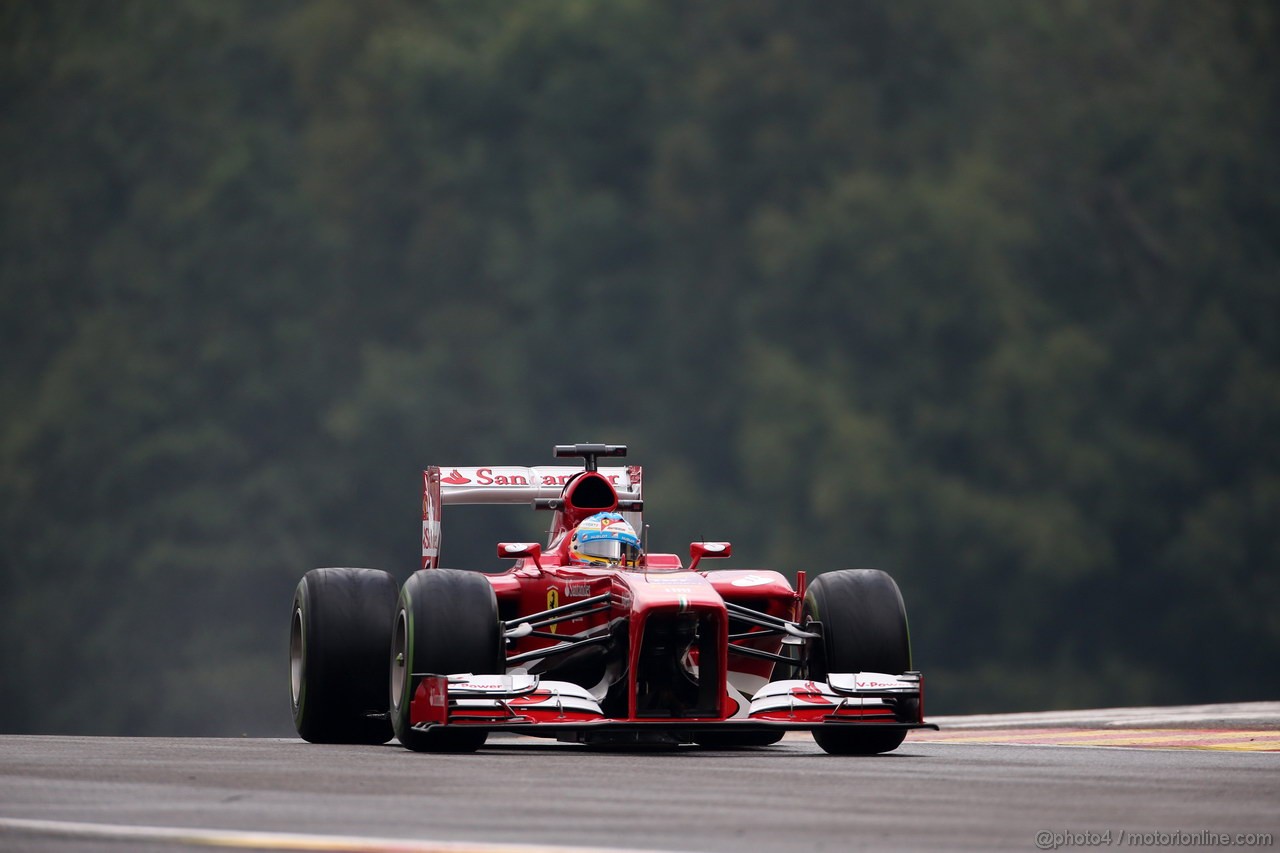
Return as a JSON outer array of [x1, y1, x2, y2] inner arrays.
[[1035, 829, 1274, 850]]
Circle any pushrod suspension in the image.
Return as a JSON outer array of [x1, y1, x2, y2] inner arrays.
[[522, 604, 612, 632], [503, 593, 611, 630], [723, 601, 819, 639], [505, 633, 611, 666], [726, 643, 799, 665]]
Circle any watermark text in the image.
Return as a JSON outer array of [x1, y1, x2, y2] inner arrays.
[[1036, 829, 1273, 849]]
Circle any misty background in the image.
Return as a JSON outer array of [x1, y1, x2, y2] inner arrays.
[[2, 1, 1277, 736]]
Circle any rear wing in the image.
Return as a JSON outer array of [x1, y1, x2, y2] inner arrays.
[[422, 465, 642, 568]]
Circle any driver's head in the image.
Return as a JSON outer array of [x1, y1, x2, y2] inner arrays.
[[569, 512, 641, 568]]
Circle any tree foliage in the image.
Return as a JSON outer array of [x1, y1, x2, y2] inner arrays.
[[2, 0, 1277, 734]]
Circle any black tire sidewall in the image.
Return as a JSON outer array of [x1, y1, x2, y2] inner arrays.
[[802, 569, 912, 755], [803, 568, 911, 680], [391, 569, 503, 752], [291, 567, 398, 744]]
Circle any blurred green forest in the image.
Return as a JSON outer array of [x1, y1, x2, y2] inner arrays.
[[2, 0, 1277, 736]]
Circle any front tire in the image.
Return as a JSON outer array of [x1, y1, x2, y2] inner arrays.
[[390, 569, 504, 753], [803, 569, 912, 755], [290, 567, 398, 744]]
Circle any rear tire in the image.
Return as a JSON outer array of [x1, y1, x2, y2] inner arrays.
[[803, 569, 912, 755], [390, 569, 504, 753], [290, 568, 398, 744]]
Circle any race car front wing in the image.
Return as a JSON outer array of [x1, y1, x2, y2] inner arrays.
[[407, 671, 937, 734]]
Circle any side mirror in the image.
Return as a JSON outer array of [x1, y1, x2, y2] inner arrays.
[[497, 542, 543, 571], [688, 541, 731, 573]]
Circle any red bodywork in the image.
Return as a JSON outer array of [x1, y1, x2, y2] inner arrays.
[[408, 451, 926, 742]]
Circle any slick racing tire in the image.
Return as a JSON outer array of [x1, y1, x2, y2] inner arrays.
[[803, 569, 912, 756], [290, 567, 398, 744], [391, 569, 504, 753]]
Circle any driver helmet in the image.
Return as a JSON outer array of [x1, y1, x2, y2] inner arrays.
[[569, 512, 642, 568]]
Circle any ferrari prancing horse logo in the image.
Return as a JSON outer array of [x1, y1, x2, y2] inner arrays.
[[546, 588, 560, 633]]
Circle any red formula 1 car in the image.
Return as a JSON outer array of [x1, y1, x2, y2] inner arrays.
[[289, 443, 935, 754]]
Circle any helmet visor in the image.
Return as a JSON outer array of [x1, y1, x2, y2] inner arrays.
[[578, 539, 642, 567]]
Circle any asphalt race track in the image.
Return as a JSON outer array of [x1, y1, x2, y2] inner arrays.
[[1, 704, 1277, 853]]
